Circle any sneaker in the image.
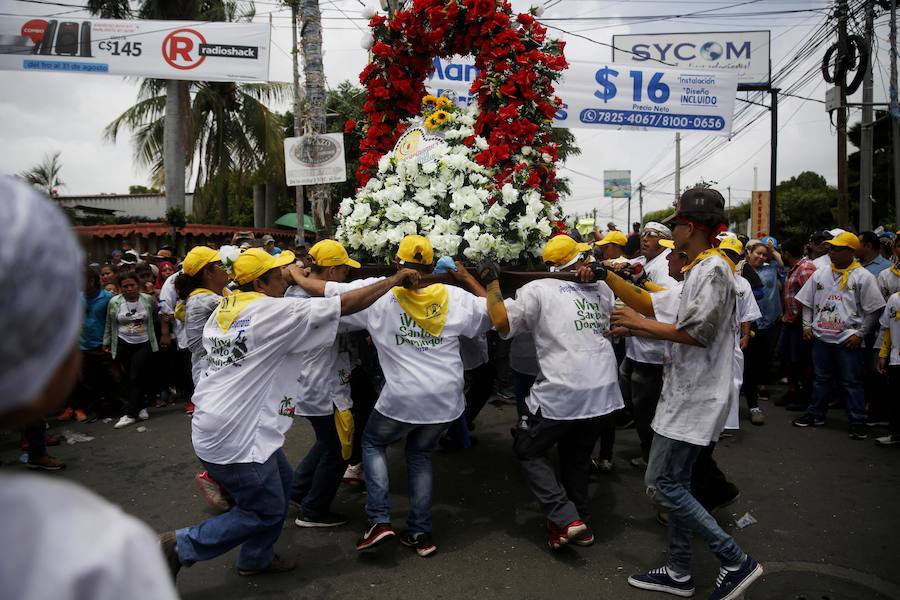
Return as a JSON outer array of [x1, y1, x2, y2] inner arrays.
[[547, 522, 568, 550], [26, 455, 65, 471], [57, 407, 75, 421], [630, 456, 648, 469], [876, 434, 900, 447], [137, 408, 150, 421], [568, 524, 594, 547], [74, 409, 90, 423], [848, 424, 868, 440], [591, 457, 615, 473], [154, 398, 168, 408], [356, 522, 396, 551], [237, 554, 297, 576], [194, 471, 231, 513], [114, 415, 137, 429], [185, 401, 195, 415], [342, 463, 364, 486], [399, 531, 437, 557], [709, 555, 763, 600], [749, 407, 766, 426], [866, 420, 889, 427], [159, 531, 181, 580], [295, 512, 348, 528], [627, 566, 696, 597], [792, 413, 825, 428]]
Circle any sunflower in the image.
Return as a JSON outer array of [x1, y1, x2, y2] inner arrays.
[[435, 96, 453, 109], [422, 94, 439, 106], [424, 115, 439, 129], [433, 110, 450, 123]]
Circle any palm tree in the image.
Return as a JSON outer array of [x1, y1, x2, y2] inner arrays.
[[86, 1, 257, 216], [105, 79, 289, 220], [19, 152, 65, 196]]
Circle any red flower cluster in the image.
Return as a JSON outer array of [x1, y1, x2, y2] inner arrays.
[[356, 0, 567, 207]]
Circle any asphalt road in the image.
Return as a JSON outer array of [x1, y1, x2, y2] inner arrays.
[[3, 394, 899, 600]]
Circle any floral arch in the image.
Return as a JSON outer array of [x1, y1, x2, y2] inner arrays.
[[337, 0, 569, 263]]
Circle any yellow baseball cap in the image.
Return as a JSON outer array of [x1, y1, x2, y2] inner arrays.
[[396, 235, 434, 265], [826, 231, 861, 250], [182, 246, 220, 277], [308, 240, 361, 269], [595, 230, 628, 247], [718, 237, 744, 255], [659, 239, 675, 249], [232, 248, 296, 285], [543, 234, 592, 266]]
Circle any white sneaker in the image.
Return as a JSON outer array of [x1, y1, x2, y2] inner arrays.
[[750, 407, 766, 426], [114, 415, 137, 429], [137, 408, 150, 421], [342, 463, 364, 485]]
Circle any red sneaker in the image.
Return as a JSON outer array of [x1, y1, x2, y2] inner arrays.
[[356, 522, 396, 552], [185, 401, 195, 415], [547, 521, 567, 550], [57, 407, 75, 421], [563, 520, 591, 545]]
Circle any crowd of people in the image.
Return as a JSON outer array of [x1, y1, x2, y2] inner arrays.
[[3, 173, 900, 600]]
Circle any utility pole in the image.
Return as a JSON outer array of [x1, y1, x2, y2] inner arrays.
[[638, 183, 644, 223], [769, 88, 779, 235], [891, 0, 900, 224], [727, 186, 732, 210], [860, 0, 875, 231], [290, 3, 306, 245], [301, 0, 330, 239], [837, 0, 851, 228], [674, 132, 682, 201], [627, 194, 632, 227]]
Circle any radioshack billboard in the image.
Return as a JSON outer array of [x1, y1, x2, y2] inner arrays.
[[0, 17, 270, 81], [612, 31, 770, 88]]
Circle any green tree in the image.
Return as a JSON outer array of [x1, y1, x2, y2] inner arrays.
[[19, 151, 64, 196], [128, 184, 160, 194], [774, 171, 838, 240]]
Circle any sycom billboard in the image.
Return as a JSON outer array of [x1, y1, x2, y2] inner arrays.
[[612, 31, 770, 88]]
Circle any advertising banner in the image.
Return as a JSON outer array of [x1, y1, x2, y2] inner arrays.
[[751, 191, 770, 238], [612, 31, 771, 88], [0, 16, 270, 82], [284, 134, 347, 186], [427, 57, 738, 136], [603, 171, 631, 198]]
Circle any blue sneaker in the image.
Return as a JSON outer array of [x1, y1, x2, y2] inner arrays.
[[627, 566, 696, 597], [708, 555, 763, 600]]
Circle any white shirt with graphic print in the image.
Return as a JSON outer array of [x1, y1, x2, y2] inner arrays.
[[501, 279, 624, 421], [880, 292, 900, 366], [191, 295, 341, 465], [329, 282, 492, 425], [795, 264, 886, 344]]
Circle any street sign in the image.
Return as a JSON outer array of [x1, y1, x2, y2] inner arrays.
[[284, 134, 347, 186]]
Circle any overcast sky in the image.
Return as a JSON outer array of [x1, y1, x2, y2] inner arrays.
[[0, 0, 894, 228]]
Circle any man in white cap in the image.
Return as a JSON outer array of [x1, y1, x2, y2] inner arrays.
[[161, 248, 420, 577], [0, 176, 179, 600]]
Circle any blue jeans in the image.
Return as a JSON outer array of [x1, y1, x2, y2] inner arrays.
[[176, 449, 293, 571], [362, 410, 449, 534], [292, 414, 346, 519], [645, 434, 744, 575], [808, 339, 866, 424]]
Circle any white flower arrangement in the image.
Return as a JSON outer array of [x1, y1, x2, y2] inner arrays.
[[336, 99, 560, 264]]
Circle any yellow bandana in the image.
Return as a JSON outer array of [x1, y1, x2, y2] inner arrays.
[[215, 290, 265, 332], [831, 260, 861, 290], [392, 283, 449, 338], [174, 288, 219, 322], [890, 264, 900, 277], [334, 408, 354, 460], [682, 248, 736, 273]]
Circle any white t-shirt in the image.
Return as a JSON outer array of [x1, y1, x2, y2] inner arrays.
[[502, 279, 623, 420], [795, 263, 886, 344], [331, 282, 492, 424], [284, 284, 355, 416], [185, 291, 221, 385], [626, 249, 677, 365], [880, 292, 900, 366], [812, 254, 832, 270], [726, 275, 763, 430], [116, 299, 150, 344], [0, 474, 178, 600], [191, 294, 342, 464], [460, 334, 489, 370], [652, 255, 737, 446], [878, 267, 900, 300], [158, 271, 187, 349]]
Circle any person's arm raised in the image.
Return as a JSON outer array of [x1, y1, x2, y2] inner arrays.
[[576, 264, 656, 318], [478, 260, 509, 335], [284, 265, 326, 296], [338, 268, 421, 316]]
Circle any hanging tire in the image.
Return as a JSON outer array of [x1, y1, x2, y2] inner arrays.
[[844, 34, 869, 95]]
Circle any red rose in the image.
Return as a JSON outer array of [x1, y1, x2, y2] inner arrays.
[[344, 119, 357, 134]]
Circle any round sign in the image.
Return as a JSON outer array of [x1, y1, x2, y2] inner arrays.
[[162, 28, 207, 70], [21, 19, 48, 45], [292, 136, 340, 166]]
